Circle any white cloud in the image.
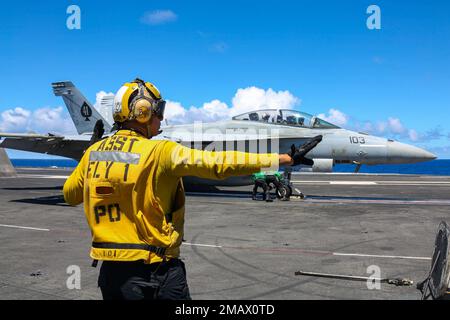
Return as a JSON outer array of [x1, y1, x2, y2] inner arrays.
[[315, 108, 437, 145], [376, 121, 387, 133], [347, 113, 442, 144], [140, 10, 177, 25], [361, 121, 374, 133], [192, 99, 229, 121], [94, 86, 300, 125], [0, 107, 31, 131], [164, 100, 187, 123], [0, 106, 76, 135], [317, 109, 349, 127], [231, 87, 300, 116], [387, 117, 406, 134], [94, 91, 115, 124], [164, 87, 300, 124], [31, 107, 76, 134], [408, 129, 419, 141], [364, 118, 406, 136], [165, 99, 230, 124]]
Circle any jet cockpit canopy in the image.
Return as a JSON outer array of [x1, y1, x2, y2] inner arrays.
[[232, 109, 340, 129]]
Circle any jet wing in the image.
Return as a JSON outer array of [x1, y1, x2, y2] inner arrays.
[[0, 133, 90, 161]]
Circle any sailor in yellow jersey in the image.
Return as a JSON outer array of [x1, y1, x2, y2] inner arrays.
[[63, 78, 321, 300]]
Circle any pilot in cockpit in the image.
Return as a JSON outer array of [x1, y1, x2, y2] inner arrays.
[[249, 112, 259, 121]]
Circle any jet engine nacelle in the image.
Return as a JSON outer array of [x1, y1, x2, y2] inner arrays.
[[311, 158, 334, 172]]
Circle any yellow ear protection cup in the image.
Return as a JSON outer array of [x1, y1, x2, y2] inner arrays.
[[132, 99, 152, 123], [129, 82, 152, 123], [129, 80, 154, 124]]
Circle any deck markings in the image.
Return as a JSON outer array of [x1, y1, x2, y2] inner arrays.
[[186, 192, 450, 205], [183, 242, 430, 261], [0, 224, 50, 232], [329, 181, 377, 185], [183, 242, 223, 248], [297, 198, 450, 205], [332, 252, 430, 261], [291, 180, 450, 186]]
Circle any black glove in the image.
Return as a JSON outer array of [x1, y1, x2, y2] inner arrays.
[[288, 135, 323, 166], [88, 120, 105, 146]]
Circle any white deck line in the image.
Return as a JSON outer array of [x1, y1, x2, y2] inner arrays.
[[182, 242, 430, 261], [333, 252, 430, 260], [329, 181, 377, 185], [183, 242, 223, 248], [0, 224, 50, 232], [291, 180, 450, 185]]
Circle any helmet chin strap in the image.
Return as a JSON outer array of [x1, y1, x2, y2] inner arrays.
[[145, 121, 162, 138], [146, 122, 152, 138], [145, 113, 163, 138]]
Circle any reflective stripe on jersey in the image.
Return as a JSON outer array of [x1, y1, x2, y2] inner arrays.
[[89, 151, 141, 164]]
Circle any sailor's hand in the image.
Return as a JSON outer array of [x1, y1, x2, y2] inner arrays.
[[288, 135, 323, 166]]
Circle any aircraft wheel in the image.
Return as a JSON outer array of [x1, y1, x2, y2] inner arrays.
[[276, 185, 292, 199]]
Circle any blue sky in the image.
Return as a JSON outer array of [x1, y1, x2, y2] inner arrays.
[[1, 0, 449, 158]]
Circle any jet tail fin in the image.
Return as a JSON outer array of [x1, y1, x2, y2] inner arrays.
[[52, 81, 113, 135]]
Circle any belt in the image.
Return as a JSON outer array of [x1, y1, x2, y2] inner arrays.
[[92, 242, 167, 256]]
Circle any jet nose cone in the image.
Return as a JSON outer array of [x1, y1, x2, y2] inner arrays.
[[387, 141, 437, 164], [423, 150, 437, 161]]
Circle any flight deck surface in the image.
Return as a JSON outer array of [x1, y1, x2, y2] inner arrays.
[[1, 168, 449, 300]]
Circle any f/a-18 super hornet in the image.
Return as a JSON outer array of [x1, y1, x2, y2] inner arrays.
[[0, 81, 436, 185]]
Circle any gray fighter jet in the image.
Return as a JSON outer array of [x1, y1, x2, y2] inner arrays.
[[0, 81, 436, 185]]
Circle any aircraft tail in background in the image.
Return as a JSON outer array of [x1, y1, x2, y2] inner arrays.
[[52, 81, 113, 134]]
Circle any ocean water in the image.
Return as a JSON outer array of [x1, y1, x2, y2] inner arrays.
[[9, 159, 450, 176], [11, 159, 79, 168]]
